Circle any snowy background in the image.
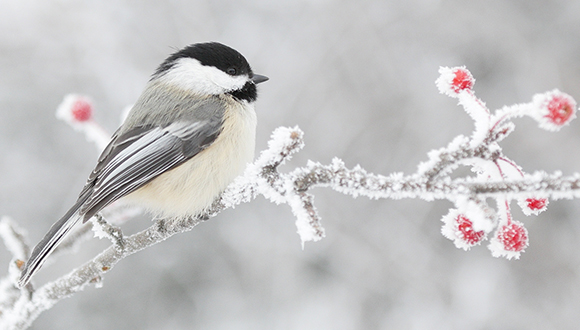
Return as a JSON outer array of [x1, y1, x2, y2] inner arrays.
[[2, 0, 580, 329]]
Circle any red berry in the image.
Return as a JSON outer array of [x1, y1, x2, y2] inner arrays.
[[71, 98, 93, 122], [497, 221, 528, 252], [526, 198, 547, 211], [451, 68, 474, 93], [545, 94, 575, 126], [456, 215, 485, 245]]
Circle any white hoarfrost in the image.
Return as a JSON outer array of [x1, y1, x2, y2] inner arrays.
[[0, 217, 28, 262], [2, 66, 580, 328]]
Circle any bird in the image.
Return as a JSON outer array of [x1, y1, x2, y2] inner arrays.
[[18, 42, 268, 287]]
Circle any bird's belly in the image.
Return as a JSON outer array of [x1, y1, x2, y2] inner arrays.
[[124, 103, 256, 218]]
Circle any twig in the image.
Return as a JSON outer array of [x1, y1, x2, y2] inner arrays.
[[1, 67, 578, 328]]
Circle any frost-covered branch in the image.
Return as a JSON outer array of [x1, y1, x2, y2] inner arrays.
[[1, 66, 579, 329], [0, 217, 33, 315]]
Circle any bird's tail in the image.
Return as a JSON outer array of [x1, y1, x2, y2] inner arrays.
[[18, 203, 85, 287]]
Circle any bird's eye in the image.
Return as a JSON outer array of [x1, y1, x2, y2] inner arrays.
[[227, 67, 237, 75]]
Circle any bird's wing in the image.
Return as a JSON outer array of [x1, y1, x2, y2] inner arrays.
[[18, 118, 222, 287], [20, 120, 222, 287], [79, 118, 222, 220]]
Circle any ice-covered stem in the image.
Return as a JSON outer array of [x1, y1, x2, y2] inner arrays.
[[252, 128, 325, 242], [0, 217, 30, 266], [291, 162, 580, 202], [0, 217, 33, 322], [0, 126, 315, 329], [462, 171, 580, 198], [219, 127, 325, 243], [91, 214, 125, 250], [417, 135, 502, 181], [1, 214, 207, 330], [436, 66, 490, 146], [0, 217, 31, 293]]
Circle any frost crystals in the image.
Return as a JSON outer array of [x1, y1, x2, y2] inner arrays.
[[435, 66, 577, 259]]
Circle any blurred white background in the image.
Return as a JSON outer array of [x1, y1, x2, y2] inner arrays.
[[1, 0, 580, 329]]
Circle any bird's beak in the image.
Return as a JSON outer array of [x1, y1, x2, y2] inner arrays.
[[251, 74, 269, 84]]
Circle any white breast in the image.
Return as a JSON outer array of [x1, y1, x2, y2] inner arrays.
[[124, 99, 257, 218]]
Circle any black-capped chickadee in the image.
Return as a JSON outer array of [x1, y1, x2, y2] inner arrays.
[[18, 42, 268, 287]]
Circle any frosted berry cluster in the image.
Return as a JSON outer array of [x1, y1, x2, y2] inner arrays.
[[436, 66, 577, 259]]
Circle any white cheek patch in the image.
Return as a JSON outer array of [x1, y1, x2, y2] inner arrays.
[[159, 58, 248, 95]]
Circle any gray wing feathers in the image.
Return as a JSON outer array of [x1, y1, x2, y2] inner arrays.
[[80, 121, 213, 219], [17, 204, 84, 287], [19, 96, 225, 286]]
